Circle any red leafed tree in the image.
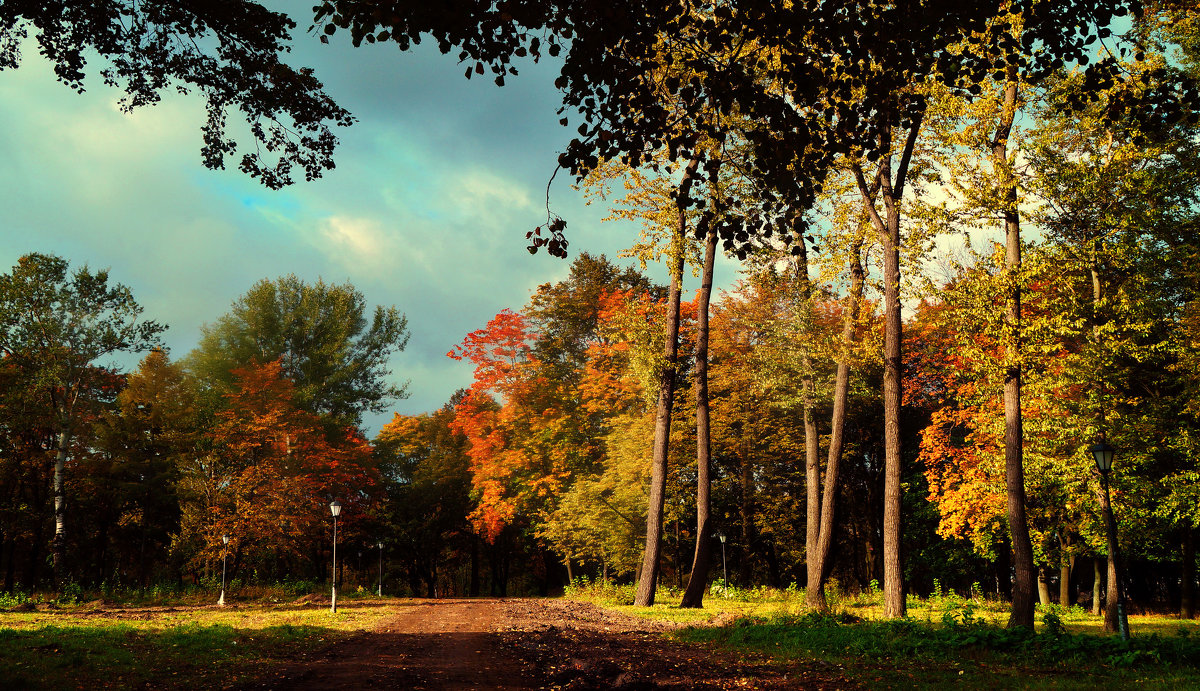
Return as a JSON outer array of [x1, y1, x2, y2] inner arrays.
[[185, 359, 378, 579], [447, 310, 540, 542]]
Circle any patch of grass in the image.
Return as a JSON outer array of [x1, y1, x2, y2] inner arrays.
[[564, 576, 792, 624], [674, 609, 1200, 688], [565, 583, 1200, 688], [0, 600, 395, 689]]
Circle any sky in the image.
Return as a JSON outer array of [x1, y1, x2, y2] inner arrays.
[[0, 9, 741, 435]]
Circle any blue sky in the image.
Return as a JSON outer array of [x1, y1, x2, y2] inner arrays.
[[0, 12, 739, 434]]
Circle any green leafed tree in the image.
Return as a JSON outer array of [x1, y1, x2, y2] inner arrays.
[[189, 275, 410, 428], [0, 252, 164, 583]]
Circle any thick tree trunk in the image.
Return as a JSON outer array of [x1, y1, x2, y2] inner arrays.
[[793, 238, 821, 608], [634, 157, 698, 607], [1182, 528, 1195, 619], [852, 106, 923, 618], [993, 66, 1037, 631], [681, 227, 719, 608], [1093, 557, 1103, 616], [1098, 478, 1122, 633], [1090, 232, 1124, 634], [879, 205, 904, 620], [806, 238, 866, 612]]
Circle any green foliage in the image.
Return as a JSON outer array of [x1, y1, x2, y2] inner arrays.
[[189, 275, 409, 427], [0, 589, 30, 609], [55, 582, 83, 606]]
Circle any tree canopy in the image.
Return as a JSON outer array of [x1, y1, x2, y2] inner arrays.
[[189, 275, 410, 427]]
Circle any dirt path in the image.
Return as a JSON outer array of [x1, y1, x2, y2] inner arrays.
[[238, 598, 859, 690]]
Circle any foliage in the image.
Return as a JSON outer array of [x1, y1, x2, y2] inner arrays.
[[314, 1, 1189, 259], [0, 1, 354, 188], [189, 275, 410, 427]]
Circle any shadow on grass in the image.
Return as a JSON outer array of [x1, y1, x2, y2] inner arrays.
[[675, 611, 1200, 690]]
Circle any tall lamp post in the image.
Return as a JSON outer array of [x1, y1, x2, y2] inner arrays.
[[1090, 442, 1130, 640], [330, 500, 342, 613], [715, 531, 728, 586], [218, 534, 229, 607], [377, 541, 384, 597]]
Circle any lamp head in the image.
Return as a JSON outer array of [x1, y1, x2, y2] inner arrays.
[[222, 534, 229, 545], [716, 531, 726, 543], [330, 500, 343, 517], [1089, 442, 1116, 473]]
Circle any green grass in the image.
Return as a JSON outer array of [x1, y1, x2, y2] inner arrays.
[[565, 579, 1200, 688], [0, 599, 395, 689]]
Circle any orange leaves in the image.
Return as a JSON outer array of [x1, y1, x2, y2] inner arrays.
[[919, 406, 1006, 548], [448, 309, 536, 399], [198, 359, 379, 562]]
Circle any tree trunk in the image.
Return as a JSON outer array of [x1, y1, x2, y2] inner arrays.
[[797, 242, 823, 610], [469, 535, 481, 596], [853, 107, 922, 619], [681, 226, 718, 608], [634, 156, 698, 607], [1182, 528, 1195, 619], [1059, 558, 1073, 606], [52, 428, 70, 586], [1098, 478, 1122, 633], [1037, 567, 1051, 606], [740, 436, 753, 584], [1090, 227, 1124, 634], [1092, 557, 1103, 616], [806, 236, 866, 612], [993, 64, 1036, 631]]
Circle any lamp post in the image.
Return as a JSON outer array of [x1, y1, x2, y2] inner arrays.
[[715, 531, 728, 586], [218, 534, 229, 607], [330, 500, 342, 613], [1090, 442, 1129, 640], [377, 541, 384, 597]]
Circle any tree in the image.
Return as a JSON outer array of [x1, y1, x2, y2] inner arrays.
[[375, 402, 477, 597], [0, 253, 164, 582], [92, 349, 199, 586], [189, 275, 410, 428], [178, 360, 379, 583], [0, 1, 353, 188], [314, 1, 1184, 261]]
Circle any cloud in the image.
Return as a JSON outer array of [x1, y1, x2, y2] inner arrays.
[[316, 215, 394, 270]]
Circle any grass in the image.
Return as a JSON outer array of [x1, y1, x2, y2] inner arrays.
[[564, 578, 1200, 688], [0, 592, 395, 690]]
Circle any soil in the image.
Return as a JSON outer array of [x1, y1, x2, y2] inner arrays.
[[234, 598, 861, 690]]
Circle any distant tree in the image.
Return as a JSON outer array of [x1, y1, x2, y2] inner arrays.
[[178, 360, 378, 582], [189, 275, 410, 428], [374, 402, 476, 597], [92, 349, 199, 586], [0, 1, 353, 188], [0, 253, 164, 583]]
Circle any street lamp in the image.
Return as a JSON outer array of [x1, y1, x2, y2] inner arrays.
[[330, 500, 342, 613], [1089, 442, 1129, 640], [218, 534, 229, 607], [377, 541, 384, 597], [715, 531, 728, 586]]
